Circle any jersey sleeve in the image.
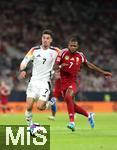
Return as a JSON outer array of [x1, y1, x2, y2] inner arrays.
[[50, 46, 61, 65], [20, 47, 35, 70], [55, 51, 62, 65], [55, 56, 61, 65], [55, 48, 67, 65], [80, 52, 88, 64]]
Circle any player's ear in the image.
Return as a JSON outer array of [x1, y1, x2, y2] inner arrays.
[[51, 38, 53, 43]]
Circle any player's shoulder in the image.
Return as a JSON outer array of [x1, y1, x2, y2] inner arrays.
[[62, 48, 68, 52], [55, 48, 68, 58], [27, 45, 40, 52], [60, 48, 69, 56], [28, 45, 40, 53], [60, 48, 68, 54], [76, 51, 87, 62], [50, 46, 61, 53], [76, 51, 85, 56], [26, 45, 40, 56], [30, 45, 40, 51]]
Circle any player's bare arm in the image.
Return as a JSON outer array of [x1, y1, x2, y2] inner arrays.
[[53, 63, 69, 71], [86, 61, 112, 77]]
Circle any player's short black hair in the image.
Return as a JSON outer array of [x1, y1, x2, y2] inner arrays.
[[42, 29, 53, 38], [69, 36, 79, 43]]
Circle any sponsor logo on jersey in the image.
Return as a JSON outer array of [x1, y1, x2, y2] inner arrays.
[[76, 57, 79, 62], [65, 55, 69, 60], [36, 54, 41, 57]]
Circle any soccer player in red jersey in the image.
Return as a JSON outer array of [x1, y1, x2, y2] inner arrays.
[[48, 70, 63, 120], [0, 81, 11, 113], [54, 37, 112, 131], [49, 70, 92, 122]]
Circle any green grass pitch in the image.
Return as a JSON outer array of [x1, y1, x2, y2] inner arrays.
[[0, 112, 117, 150]]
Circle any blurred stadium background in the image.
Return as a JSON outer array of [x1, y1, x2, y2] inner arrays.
[[0, 0, 117, 109], [0, 0, 117, 150], [1, 0, 117, 119]]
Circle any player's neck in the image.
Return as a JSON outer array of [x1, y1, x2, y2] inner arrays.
[[68, 49, 77, 54], [69, 51, 77, 54], [41, 45, 50, 50]]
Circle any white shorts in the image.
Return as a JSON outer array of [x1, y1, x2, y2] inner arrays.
[[26, 80, 51, 101]]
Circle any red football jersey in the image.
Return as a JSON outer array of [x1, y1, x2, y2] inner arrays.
[[53, 78, 62, 97], [55, 48, 87, 91], [0, 83, 9, 104]]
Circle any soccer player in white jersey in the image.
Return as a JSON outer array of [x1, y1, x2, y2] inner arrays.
[[19, 29, 60, 126]]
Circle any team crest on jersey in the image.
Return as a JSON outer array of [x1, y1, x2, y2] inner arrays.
[[50, 53, 53, 59], [65, 55, 69, 60], [76, 57, 79, 62]]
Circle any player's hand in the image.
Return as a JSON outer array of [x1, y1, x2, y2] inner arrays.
[[103, 71, 112, 78], [19, 71, 27, 79], [61, 63, 69, 68]]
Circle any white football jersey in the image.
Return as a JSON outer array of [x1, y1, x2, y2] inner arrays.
[[20, 45, 60, 81]]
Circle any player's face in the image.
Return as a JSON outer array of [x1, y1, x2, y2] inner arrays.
[[68, 41, 79, 53], [41, 34, 53, 48]]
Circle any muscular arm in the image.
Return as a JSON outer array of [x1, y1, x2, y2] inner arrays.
[[85, 61, 112, 77]]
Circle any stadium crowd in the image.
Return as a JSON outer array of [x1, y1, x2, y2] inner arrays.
[[0, 0, 117, 92]]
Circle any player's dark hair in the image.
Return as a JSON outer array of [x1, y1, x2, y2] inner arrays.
[[42, 29, 53, 38], [69, 37, 79, 44]]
